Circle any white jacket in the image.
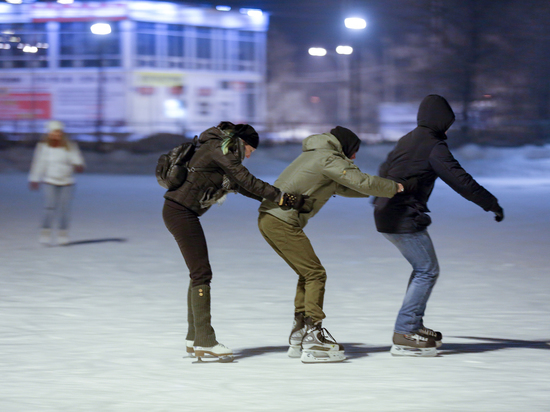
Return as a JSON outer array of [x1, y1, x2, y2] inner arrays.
[[28, 142, 85, 185]]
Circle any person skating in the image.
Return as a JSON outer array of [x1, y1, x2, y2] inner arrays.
[[373, 94, 504, 357], [258, 126, 412, 363], [28, 120, 85, 246], [162, 121, 305, 362]]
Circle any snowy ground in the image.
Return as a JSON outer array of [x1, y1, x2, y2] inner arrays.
[[1, 145, 550, 411]]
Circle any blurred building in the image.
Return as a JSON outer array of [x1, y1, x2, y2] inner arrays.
[[0, 1, 268, 140]]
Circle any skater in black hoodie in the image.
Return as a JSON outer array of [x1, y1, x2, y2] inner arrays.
[[373, 94, 504, 357]]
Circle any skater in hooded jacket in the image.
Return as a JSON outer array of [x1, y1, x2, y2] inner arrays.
[[162, 121, 305, 362], [373, 94, 504, 357], [258, 126, 413, 363]]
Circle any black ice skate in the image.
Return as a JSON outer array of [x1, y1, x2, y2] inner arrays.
[[417, 326, 443, 348], [300, 319, 346, 363], [288, 312, 307, 358], [193, 343, 234, 363], [390, 332, 437, 357]]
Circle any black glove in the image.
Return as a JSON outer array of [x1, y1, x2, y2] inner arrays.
[[492, 204, 504, 222], [402, 177, 418, 193], [279, 193, 308, 210]]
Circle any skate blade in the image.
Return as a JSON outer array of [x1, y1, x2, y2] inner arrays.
[[193, 355, 235, 363], [287, 345, 302, 358], [301, 350, 346, 363], [390, 344, 437, 357]]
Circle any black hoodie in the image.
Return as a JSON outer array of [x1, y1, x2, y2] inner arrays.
[[373, 94, 499, 234]]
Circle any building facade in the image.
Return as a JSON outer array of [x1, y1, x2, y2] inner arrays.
[[0, 1, 268, 140]]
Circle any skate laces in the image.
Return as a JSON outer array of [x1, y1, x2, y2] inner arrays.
[[419, 327, 436, 337], [310, 325, 338, 345]]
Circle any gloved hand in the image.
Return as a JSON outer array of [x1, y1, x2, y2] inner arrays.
[[279, 193, 308, 211], [492, 204, 504, 222], [402, 177, 418, 193]]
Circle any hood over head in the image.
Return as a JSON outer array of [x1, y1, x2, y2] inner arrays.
[[329, 126, 361, 158], [417, 94, 455, 137]]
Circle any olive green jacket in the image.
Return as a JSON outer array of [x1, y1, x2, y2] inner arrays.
[[258, 133, 399, 228]]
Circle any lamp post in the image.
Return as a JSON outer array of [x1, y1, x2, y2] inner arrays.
[[344, 17, 367, 134], [308, 45, 353, 125], [90, 23, 111, 150]]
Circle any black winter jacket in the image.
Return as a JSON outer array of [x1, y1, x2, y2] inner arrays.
[[164, 127, 281, 216], [373, 94, 500, 234]]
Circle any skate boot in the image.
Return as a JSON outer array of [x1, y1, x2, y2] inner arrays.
[[418, 326, 443, 348], [287, 312, 307, 358], [390, 332, 437, 357], [186, 340, 195, 358], [194, 343, 234, 363], [58, 230, 69, 246], [39, 229, 51, 245], [300, 318, 346, 363]]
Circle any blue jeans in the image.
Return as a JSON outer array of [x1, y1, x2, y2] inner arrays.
[[42, 184, 74, 231], [383, 230, 440, 334]]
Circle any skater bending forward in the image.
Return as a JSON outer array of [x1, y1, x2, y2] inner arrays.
[[163, 122, 306, 362], [373, 94, 504, 357], [258, 126, 410, 363]]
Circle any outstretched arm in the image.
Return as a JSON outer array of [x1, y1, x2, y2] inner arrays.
[[323, 155, 400, 198], [429, 141, 503, 221]]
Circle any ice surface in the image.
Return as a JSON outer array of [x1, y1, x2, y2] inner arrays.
[[1, 146, 549, 412]]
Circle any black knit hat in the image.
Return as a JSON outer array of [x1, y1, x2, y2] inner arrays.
[[234, 124, 259, 148], [330, 126, 361, 158]]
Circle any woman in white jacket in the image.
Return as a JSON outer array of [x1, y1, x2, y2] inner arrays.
[[29, 121, 85, 245]]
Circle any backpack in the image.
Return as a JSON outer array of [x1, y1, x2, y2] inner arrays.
[[155, 136, 199, 190]]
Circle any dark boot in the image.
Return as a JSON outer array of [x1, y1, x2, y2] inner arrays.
[[190, 284, 217, 347], [185, 281, 195, 341], [185, 281, 195, 356]]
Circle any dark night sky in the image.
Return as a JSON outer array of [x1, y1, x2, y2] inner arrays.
[[171, 0, 376, 49]]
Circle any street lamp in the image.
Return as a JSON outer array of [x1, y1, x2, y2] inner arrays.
[[308, 46, 354, 124], [344, 17, 367, 30], [90, 23, 111, 150], [344, 17, 367, 133]]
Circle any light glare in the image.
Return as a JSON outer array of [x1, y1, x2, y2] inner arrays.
[[91, 23, 112, 35], [308, 47, 327, 57], [336, 45, 353, 55], [240, 8, 263, 17], [216, 5, 231, 11], [345, 17, 367, 30]]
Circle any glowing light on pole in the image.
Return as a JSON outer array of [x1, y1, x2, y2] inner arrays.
[[90, 23, 112, 150], [336, 45, 353, 55], [344, 17, 367, 30], [308, 47, 327, 57]]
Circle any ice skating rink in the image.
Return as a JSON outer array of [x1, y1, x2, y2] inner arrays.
[[1, 147, 549, 411]]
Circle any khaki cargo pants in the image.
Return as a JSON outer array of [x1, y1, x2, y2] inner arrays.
[[258, 212, 327, 322]]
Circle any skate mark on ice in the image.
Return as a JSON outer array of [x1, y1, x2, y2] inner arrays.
[[438, 336, 550, 355], [62, 238, 128, 246]]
